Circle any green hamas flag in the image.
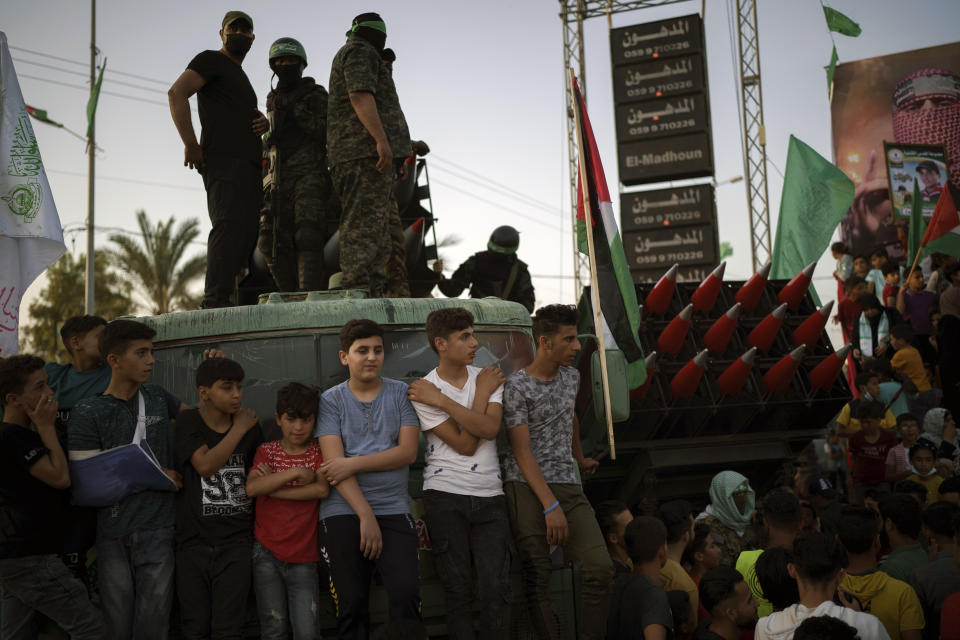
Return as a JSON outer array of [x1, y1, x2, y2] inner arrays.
[[85, 58, 106, 141], [771, 136, 855, 301], [826, 45, 838, 99], [823, 6, 861, 37], [908, 178, 926, 262]]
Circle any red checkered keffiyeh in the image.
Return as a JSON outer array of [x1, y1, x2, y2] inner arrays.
[[892, 68, 960, 188]]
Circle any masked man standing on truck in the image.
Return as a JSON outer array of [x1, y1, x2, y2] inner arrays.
[[258, 37, 334, 292], [169, 10, 268, 308], [327, 13, 411, 297], [437, 226, 536, 312]]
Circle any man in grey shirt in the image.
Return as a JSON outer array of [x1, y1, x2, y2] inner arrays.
[[501, 304, 613, 640]]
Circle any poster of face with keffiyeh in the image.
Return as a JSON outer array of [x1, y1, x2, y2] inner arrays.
[[831, 41, 960, 261]]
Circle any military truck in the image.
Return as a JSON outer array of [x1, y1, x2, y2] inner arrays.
[[145, 293, 587, 639]]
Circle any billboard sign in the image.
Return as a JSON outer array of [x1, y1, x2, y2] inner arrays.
[[615, 94, 709, 143], [612, 55, 706, 104], [618, 133, 714, 186], [610, 15, 703, 66], [623, 223, 718, 271], [831, 42, 960, 260], [620, 184, 715, 232]]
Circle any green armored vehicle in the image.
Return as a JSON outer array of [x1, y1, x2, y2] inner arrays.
[[143, 292, 585, 639]]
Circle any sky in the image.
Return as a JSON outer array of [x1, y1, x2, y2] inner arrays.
[[5, 0, 960, 340]]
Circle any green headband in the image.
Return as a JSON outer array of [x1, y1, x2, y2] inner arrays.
[[346, 20, 386, 37]]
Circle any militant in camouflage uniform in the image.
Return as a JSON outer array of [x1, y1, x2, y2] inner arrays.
[[380, 47, 410, 298], [439, 226, 536, 312], [258, 37, 334, 292], [327, 13, 411, 297]]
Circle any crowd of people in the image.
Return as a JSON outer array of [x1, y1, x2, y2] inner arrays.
[[0, 305, 610, 640], [5, 303, 960, 640], [599, 473, 960, 640], [166, 10, 536, 311]]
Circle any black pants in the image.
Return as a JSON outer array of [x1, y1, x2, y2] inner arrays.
[[175, 537, 252, 640], [319, 514, 421, 640], [202, 156, 261, 308], [422, 490, 512, 640]]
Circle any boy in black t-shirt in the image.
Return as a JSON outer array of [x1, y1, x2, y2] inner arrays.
[[174, 358, 263, 639], [0, 355, 103, 638], [607, 516, 674, 640]]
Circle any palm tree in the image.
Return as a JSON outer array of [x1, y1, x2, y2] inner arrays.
[[109, 210, 207, 315]]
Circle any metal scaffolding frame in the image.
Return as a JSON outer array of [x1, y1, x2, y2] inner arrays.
[[559, 0, 771, 294], [735, 0, 771, 272]]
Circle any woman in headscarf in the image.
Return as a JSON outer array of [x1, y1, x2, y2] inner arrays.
[[919, 407, 958, 477], [938, 286, 960, 420], [695, 471, 756, 567]]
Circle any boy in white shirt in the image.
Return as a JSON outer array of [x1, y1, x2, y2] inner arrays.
[[407, 307, 508, 640], [754, 531, 890, 640]]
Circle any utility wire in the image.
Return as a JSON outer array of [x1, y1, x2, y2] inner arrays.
[[46, 168, 204, 192], [10, 44, 169, 86], [13, 57, 168, 95], [429, 163, 562, 217], [62, 224, 208, 247], [18, 73, 171, 107], [429, 177, 563, 231], [431, 154, 564, 216]]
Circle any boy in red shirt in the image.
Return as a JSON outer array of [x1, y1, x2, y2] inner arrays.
[[848, 401, 899, 507], [881, 263, 901, 308], [834, 277, 868, 344], [246, 382, 329, 640]]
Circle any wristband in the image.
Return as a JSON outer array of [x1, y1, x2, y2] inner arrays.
[[543, 500, 560, 515]]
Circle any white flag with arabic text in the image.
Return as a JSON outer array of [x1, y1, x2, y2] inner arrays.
[[0, 31, 66, 356]]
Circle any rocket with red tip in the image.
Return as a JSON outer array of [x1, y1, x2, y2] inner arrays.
[[777, 261, 816, 309], [657, 304, 694, 354], [792, 300, 835, 348], [716, 347, 757, 396], [735, 261, 771, 311], [762, 345, 807, 394], [630, 351, 659, 402], [690, 262, 726, 312], [747, 303, 788, 351], [807, 344, 853, 391], [645, 264, 679, 315], [670, 349, 709, 399], [703, 303, 742, 353]]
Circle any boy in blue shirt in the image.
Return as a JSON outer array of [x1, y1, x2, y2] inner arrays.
[[45, 315, 110, 425], [315, 318, 422, 640]]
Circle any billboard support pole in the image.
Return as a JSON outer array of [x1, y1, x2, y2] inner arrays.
[[735, 0, 772, 272]]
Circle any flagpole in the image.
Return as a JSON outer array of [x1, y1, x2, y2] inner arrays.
[[568, 68, 617, 461], [85, 0, 96, 314]]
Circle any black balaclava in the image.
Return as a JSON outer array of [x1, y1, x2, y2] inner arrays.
[[347, 12, 386, 53], [225, 33, 253, 58], [273, 64, 302, 90]]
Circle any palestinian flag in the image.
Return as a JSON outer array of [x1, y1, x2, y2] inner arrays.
[[572, 74, 646, 389], [25, 105, 64, 128], [922, 182, 960, 257]]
